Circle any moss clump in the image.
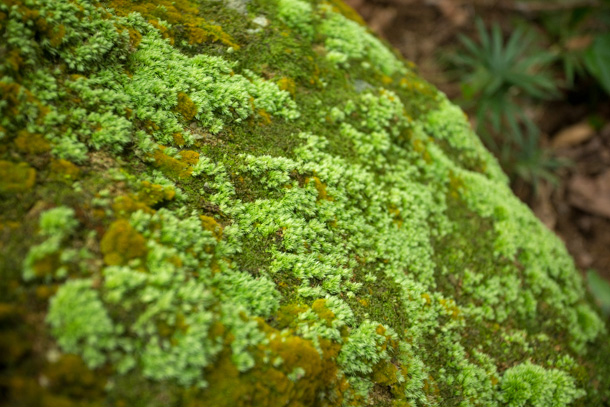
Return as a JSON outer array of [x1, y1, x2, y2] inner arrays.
[[1, 0, 609, 406], [500, 362, 584, 407], [0, 161, 36, 193]]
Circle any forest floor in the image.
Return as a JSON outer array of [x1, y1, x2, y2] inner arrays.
[[346, 0, 610, 282]]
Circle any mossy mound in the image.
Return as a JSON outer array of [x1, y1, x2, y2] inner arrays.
[[1, 0, 609, 406]]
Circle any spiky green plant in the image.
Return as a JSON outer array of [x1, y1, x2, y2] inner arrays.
[[450, 19, 564, 187]]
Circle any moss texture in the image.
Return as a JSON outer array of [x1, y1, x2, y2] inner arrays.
[[0, 0, 609, 406]]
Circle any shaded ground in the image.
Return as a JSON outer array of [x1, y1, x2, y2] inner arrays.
[[346, 0, 610, 282]]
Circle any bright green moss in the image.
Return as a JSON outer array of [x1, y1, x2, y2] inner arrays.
[[46, 279, 119, 369], [500, 362, 584, 407], [2, 0, 609, 406], [39, 207, 78, 238], [277, 0, 315, 40], [318, 4, 406, 76]]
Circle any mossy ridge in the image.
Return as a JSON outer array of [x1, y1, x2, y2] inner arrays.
[[1, 0, 609, 406]]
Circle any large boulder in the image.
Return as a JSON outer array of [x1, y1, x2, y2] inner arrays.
[[1, 0, 608, 406]]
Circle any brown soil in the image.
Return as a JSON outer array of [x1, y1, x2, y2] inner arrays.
[[346, 0, 610, 282]]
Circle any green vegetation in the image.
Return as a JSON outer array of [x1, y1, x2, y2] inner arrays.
[[0, 0, 609, 406], [449, 19, 562, 188], [449, 5, 610, 189]]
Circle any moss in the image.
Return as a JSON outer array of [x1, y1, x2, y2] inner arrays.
[[277, 77, 296, 95], [137, 180, 175, 206], [500, 362, 584, 407], [49, 159, 82, 182], [150, 147, 195, 178], [197, 319, 345, 407], [112, 195, 156, 217], [0, 161, 36, 193], [175, 92, 198, 122], [104, 0, 239, 49], [2, 0, 609, 405], [200, 215, 223, 241], [14, 130, 51, 154], [100, 219, 148, 265]]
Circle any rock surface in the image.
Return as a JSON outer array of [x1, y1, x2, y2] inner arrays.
[[0, 0, 609, 406]]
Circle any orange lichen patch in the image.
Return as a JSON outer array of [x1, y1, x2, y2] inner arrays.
[[150, 146, 197, 178], [381, 75, 393, 85], [178, 149, 199, 166], [137, 180, 175, 206], [112, 195, 155, 217], [49, 159, 81, 182], [105, 0, 239, 48], [277, 77, 296, 95], [173, 132, 186, 146], [266, 335, 333, 404], [114, 23, 142, 48], [184, 21, 239, 48], [305, 176, 333, 202], [372, 359, 399, 387], [0, 161, 36, 193], [175, 92, 198, 121], [100, 219, 148, 266], [312, 299, 335, 326], [200, 215, 223, 241], [197, 318, 344, 407], [14, 131, 51, 154], [358, 298, 369, 307]]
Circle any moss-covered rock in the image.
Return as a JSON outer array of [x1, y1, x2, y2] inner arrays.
[[0, 0, 609, 406]]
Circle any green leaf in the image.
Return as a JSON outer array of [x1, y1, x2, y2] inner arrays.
[[587, 269, 610, 316], [584, 33, 610, 94]]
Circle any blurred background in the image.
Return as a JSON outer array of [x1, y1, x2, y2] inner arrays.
[[345, 0, 610, 315]]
